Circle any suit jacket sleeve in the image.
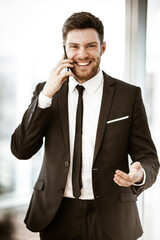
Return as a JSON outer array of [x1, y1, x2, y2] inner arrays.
[[129, 87, 159, 195], [11, 82, 51, 159]]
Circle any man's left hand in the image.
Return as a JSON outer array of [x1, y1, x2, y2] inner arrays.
[[114, 162, 144, 187]]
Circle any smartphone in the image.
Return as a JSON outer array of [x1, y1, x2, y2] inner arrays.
[[63, 45, 70, 71]]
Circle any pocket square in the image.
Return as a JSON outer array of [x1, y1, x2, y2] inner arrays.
[[107, 116, 129, 124]]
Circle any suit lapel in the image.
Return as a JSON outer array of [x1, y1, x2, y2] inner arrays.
[[93, 72, 115, 163], [58, 80, 70, 152]]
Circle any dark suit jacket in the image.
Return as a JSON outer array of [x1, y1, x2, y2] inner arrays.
[[11, 72, 159, 240]]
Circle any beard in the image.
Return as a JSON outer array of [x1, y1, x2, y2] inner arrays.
[[71, 57, 101, 82]]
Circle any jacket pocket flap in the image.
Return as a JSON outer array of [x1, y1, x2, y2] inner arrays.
[[120, 193, 137, 202], [34, 180, 45, 191]]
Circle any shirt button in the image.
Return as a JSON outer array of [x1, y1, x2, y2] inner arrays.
[[65, 161, 69, 167]]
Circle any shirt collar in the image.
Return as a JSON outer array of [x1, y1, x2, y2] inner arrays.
[[69, 70, 103, 95]]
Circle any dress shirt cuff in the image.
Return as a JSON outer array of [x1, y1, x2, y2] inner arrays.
[[38, 91, 52, 109], [133, 168, 146, 186]]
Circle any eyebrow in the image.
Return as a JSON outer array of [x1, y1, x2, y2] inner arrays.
[[68, 41, 98, 45]]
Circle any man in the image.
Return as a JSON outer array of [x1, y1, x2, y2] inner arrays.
[[11, 12, 159, 240]]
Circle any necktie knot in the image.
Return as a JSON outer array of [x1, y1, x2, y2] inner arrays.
[[76, 85, 84, 96]]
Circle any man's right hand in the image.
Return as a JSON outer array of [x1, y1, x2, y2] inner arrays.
[[42, 57, 73, 98]]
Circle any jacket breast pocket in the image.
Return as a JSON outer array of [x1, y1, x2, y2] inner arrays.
[[34, 180, 45, 191], [107, 116, 129, 127]]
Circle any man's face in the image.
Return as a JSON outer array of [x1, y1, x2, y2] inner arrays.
[[65, 28, 106, 83]]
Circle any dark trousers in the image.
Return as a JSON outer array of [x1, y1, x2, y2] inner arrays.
[[40, 197, 110, 240]]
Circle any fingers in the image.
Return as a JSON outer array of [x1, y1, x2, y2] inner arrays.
[[114, 162, 144, 187], [54, 58, 73, 75], [114, 170, 134, 187], [43, 57, 74, 98], [60, 70, 73, 82]]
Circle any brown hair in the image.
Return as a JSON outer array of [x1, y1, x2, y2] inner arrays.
[[62, 12, 104, 44]]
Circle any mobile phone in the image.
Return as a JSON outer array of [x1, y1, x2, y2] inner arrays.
[[63, 45, 70, 71]]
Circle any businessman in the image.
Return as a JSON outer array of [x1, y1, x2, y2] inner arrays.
[[11, 12, 159, 240]]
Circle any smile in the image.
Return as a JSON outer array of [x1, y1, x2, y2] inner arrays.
[[75, 61, 91, 66]]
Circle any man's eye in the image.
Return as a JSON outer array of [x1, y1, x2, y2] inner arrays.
[[88, 45, 96, 48], [70, 45, 78, 49]]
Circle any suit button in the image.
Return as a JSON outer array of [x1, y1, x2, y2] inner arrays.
[[65, 161, 69, 167], [57, 188, 64, 193], [95, 195, 101, 199]]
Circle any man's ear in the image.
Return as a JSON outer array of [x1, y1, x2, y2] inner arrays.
[[100, 42, 106, 56]]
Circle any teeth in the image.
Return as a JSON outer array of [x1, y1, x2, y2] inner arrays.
[[77, 62, 90, 66]]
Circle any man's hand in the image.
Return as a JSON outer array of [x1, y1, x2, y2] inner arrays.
[[42, 56, 73, 98], [114, 162, 144, 187]]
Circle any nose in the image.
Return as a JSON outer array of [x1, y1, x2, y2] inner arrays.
[[78, 47, 89, 59]]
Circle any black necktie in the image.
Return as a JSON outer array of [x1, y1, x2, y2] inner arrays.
[[72, 85, 84, 199]]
